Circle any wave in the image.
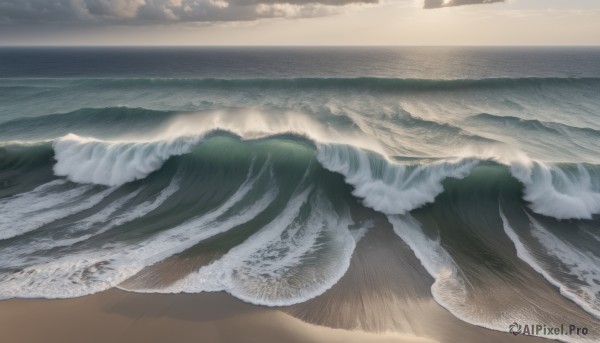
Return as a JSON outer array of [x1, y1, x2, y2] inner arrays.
[[149, 189, 365, 307], [0, 160, 276, 298], [510, 161, 600, 220], [1, 106, 500, 156], [0, 180, 115, 240], [53, 133, 203, 186], [3, 131, 600, 220], [316, 144, 478, 214], [501, 211, 600, 319], [0, 107, 176, 141], [0, 180, 180, 268], [0, 131, 599, 330], [387, 215, 470, 321]]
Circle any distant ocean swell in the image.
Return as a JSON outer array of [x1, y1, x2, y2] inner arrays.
[[3, 76, 600, 91], [2, 106, 599, 145]]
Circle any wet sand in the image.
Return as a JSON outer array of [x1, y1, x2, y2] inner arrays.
[[0, 289, 439, 343], [0, 287, 547, 343]]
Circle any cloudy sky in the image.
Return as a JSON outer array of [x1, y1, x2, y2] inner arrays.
[[0, 0, 599, 45]]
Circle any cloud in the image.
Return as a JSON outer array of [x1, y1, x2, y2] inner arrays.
[[0, 0, 504, 25], [0, 0, 379, 24], [423, 0, 504, 9]]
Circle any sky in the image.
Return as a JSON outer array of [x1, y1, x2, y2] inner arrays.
[[0, 0, 599, 45]]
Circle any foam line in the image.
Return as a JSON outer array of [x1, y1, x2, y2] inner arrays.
[[0, 163, 275, 299], [158, 189, 358, 307], [501, 211, 600, 319], [0, 180, 115, 240], [0, 179, 180, 268]]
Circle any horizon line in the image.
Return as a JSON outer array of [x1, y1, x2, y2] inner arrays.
[[1, 44, 599, 48]]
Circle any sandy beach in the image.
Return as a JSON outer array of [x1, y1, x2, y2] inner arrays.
[[0, 289, 439, 343], [0, 288, 550, 343]]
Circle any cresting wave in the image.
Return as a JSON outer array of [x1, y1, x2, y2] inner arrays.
[[53, 133, 202, 186], [42, 130, 600, 220], [1, 130, 599, 342]]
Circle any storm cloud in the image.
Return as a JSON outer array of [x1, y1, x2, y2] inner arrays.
[[423, 0, 504, 9], [0, 0, 503, 24]]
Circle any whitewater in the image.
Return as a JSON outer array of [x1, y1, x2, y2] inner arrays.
[[1, 47, 599, 342]]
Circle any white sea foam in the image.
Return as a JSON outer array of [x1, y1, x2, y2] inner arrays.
[[0, 188, 140, 266], [0, 179, 181, 268], [0, 164, 275, 299], [388, 214, 585, 340], [510, 161, 600, 220], [580, 226, 600, 243], [530, 217, 600, 318], [501, 211, 600, 319], [68, 188, 144, 231], [49, 107, 385, 187], [157, 189, 358, 307], [50, 124, 600, 226], [53, 133, 203, 186], [317, 144, 477, 215], [349, 220, 373, 243], [387, 215, 469, 319], [161, 108, 386, 155], [456, 145, 600, 220], [0, 180, 115, 240], [50, 118, 600, 223]]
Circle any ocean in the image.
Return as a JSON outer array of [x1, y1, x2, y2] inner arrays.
[[0, 47, 599, 342]]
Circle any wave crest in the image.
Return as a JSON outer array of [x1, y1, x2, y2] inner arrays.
[[511, 161, 600, 220], [52, 133, 202, 186], [317, 144, 478, 215]]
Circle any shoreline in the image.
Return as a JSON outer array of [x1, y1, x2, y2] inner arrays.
[[0, 222, 550, 343], [0, 288, 547, 343], [0, 289, 437, 343]]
